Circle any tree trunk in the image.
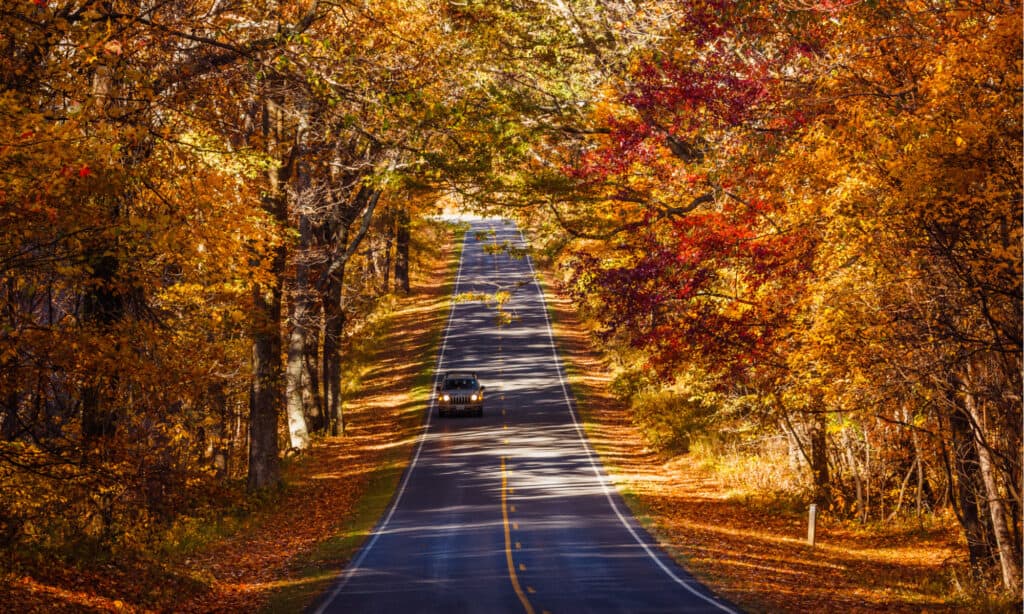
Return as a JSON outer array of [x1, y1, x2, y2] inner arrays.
[[81, 253, 124, 443], [303, 329, 325, 433], [322, 213, 348, 438], [248, 271, 283, 491], [284, 320, 311, 450], [1, 392, 18, 440], [317, 184, 381, 436], [948, 391, 995, 575], [394, 205, 411, 294], [284, 214, 312, 451], [842, 428, 865, 521], [207, 382, 229, 479], [247, 95, 289, 492], [914, 430, 925, 519], [382, 210, 394, 294], [809, 410, 831, 508], [863, 426, 871, 521], [964, 380, 1022, 594], [323, 272, 345, 436]]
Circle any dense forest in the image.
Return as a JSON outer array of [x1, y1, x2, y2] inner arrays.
[[0, 0, 1020, 602]]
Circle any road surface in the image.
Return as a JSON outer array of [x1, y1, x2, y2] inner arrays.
[[313, 219, 739, 614]]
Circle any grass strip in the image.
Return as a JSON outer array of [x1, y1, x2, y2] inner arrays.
[[260, 223, 466, 612]]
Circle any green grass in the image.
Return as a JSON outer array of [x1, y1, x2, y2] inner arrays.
[[259, 223, 465, 613], [259, 454, 411, 613]]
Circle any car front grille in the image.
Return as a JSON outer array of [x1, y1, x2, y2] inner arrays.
[[447, 394, 475, 404]]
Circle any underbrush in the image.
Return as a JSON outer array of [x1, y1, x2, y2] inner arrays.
[[154, 480, 264, 559], [625, 382, 811, 513], [691, 436, 812, 515], [630, 389, 716, 454], [948, 578, 1023, 614], [669, 433, 1020, 611]]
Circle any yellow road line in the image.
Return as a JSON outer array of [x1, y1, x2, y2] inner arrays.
[[501, 456, 535, 614]]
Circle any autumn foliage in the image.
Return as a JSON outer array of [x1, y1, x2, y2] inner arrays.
[[497, 0, 1021, 597], [0, 0, 468, 557], [0, 0, 1020, 608]]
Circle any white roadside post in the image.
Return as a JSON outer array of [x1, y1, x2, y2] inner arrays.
[[808, 504, 818, 546]]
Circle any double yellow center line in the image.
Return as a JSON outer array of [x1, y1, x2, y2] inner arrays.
[[501, 456, 535, 614]]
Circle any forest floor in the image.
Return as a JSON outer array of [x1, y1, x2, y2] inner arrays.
[[0, 227, 460, 613], [536, 270, 1010, 614], [2, 225, 1011, 612]]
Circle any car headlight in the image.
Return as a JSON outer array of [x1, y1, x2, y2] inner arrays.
[[470, 393, 478, 401], [442, 394, 450, 402]]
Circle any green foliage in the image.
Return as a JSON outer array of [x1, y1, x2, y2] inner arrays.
[[630, 389, 716, 455], [701, 437, 813, 516], [610, 367, 656, 401]]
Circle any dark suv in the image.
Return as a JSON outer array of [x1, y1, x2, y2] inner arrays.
[[435, 372, 485, 417]]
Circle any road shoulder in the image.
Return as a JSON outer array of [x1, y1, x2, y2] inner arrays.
[[536, 268, 966, 614], [184, 226, 461, 613]]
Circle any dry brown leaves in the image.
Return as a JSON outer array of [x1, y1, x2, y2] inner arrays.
[[0, 237, 455, 614], [4, 238, 968, 613], [540, 270, 967, 614], [170, 240, 454, 613]]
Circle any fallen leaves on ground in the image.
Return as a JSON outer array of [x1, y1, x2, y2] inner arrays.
[[172, 243, 454, 613], [0, 238, 455, 613], [3, 238, 974, 613], [540, 270, 968, 614]]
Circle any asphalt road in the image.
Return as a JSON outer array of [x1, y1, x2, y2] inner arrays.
[[312, 219, 739, 614]]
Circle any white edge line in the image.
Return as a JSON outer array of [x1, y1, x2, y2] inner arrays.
[[517, 229, 740, 614], [314, 227, 471, 614]]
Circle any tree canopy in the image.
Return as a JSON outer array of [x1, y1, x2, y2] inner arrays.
[[0, 0, 1020, 599]]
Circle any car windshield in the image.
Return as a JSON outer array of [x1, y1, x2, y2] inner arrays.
[[444, 378, 477, 390]]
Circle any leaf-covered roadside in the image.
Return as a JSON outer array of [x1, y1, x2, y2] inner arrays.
[[539, 270, 1009, 613], [0, 230, 457, 613], [490, 3, 1020, 596]]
